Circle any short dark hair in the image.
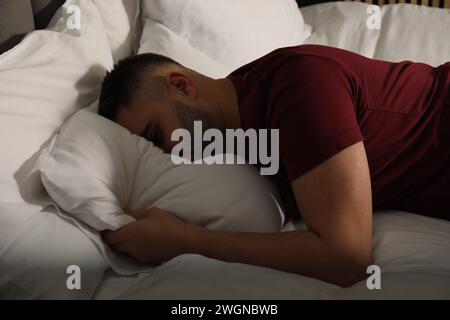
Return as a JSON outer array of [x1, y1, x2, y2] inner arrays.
[[98, 53, 181, 121]]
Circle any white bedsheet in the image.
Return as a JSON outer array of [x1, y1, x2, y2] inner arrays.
[[91, 3, 450, 300], [0, 201, 107, 299], [92, 211, 450, 299]]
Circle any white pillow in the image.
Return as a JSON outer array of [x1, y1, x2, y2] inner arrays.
[[139, 19, 229, 78], [92, 0, 140, 63], [0, 0, 113, 298], [373, 4, 450, 66], [302, 2, 378, 58], [0, 0, 113, 204], [302, 2, 450, 66], [141, 0, 312, 71], [30, 107, 284, 233]]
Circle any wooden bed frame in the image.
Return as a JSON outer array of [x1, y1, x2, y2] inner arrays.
[[297, 0, 450, 7]]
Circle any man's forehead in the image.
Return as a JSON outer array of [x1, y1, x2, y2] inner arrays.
[[116, 107, 148, 136]]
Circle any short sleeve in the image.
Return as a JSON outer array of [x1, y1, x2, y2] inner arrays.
[[268, 56, 364, 182]]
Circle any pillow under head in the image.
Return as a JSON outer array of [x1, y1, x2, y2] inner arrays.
[[29, 107, 285, 234]]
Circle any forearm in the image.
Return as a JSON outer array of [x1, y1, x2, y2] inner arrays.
[[184, 225, 368, 287]]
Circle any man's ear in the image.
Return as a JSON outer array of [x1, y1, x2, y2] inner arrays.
[[165, 71, 198, 99]]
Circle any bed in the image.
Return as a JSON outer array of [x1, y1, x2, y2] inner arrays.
[[0, 0, 449, 300]]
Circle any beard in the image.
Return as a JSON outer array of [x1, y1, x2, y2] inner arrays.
[[171, 100, 220, 161], [172, 100, 218, 134]]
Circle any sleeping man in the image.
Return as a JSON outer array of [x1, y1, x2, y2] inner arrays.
[[99, 44, 450, 287]]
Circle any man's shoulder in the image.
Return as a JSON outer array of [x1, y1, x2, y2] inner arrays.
[[229, 44, 346, 78], [269, 50, 350, 94]]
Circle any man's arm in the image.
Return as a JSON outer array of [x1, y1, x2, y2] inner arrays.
[[103, 142, 373, 287], [187, 141, 372, 286]]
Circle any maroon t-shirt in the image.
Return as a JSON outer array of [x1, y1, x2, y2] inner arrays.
[[227, 44, 450, 221]]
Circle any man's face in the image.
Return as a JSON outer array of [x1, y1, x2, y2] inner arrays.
[[116, 99, 216, 154]]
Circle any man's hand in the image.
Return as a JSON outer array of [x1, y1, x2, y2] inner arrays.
[[101, 143, 372, 287], [102, 207, 193, 264]]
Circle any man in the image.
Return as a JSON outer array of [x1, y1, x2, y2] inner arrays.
[[99, 44, 450, 287]]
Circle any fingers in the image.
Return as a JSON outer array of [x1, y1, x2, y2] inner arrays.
[[111, 242, 128, 254], [101, 227, 132, 255], [101, 226, 130, 245], [103, 208, 147, 244], [101, 230, 118, 245], [123, 208, 148, 220]]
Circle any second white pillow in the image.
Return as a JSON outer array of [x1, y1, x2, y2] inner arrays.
[[92, 0, 140, 63], [141, 0, 311, 71]]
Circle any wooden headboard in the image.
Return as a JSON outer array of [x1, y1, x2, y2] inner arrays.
[[296, 0, 450, 8]]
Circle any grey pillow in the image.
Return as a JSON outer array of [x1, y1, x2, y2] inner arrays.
[[0, 0, 34, 54]]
